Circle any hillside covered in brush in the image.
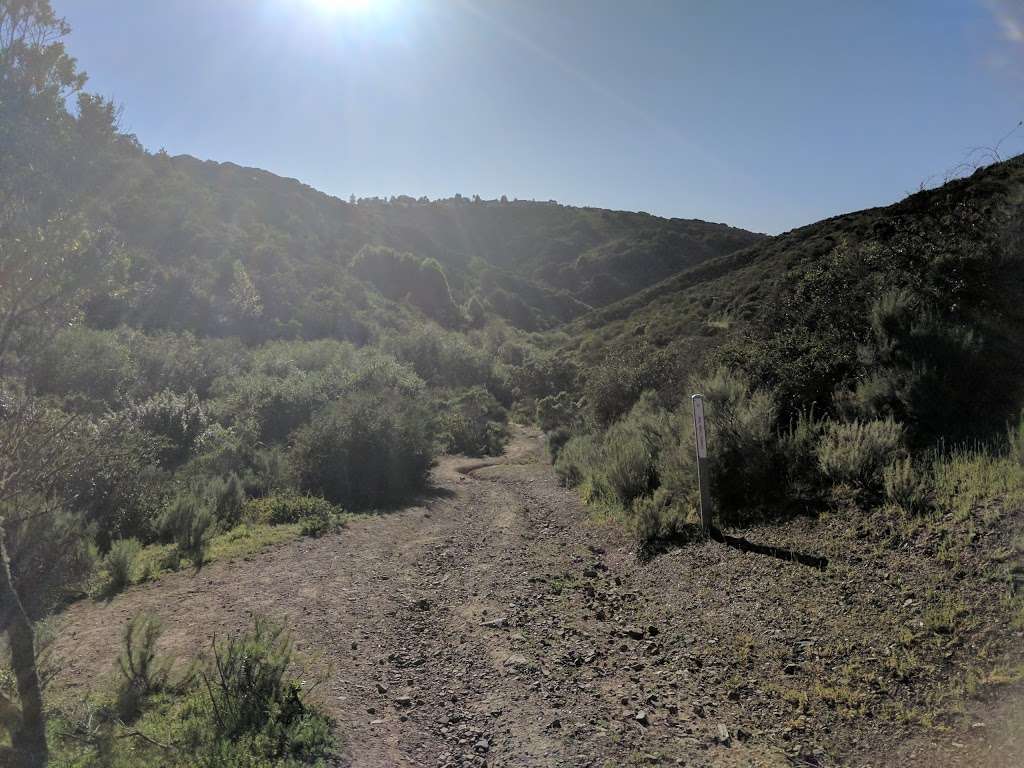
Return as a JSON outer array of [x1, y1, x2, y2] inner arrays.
[[78, 149, 761, 340], [563, 157, 1024, 441]]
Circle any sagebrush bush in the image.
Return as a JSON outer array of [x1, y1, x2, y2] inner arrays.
[[601, 401, 662, 505], [631, 488, 696, 553], [778, 410, 825, 505], [290, 391, 435, 509], [883, 457, 932, 514], [817, 418, 906, 492], [243, 493, 341, 526], [160, 496, 214, 566], [554, 434, 601, 488], [681, 369, 789, 521], [105, 538, 141, 595]]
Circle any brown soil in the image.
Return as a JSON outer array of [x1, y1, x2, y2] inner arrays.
[[50, 427, 1023, 767]]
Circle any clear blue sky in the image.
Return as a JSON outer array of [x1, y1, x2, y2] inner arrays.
[[54, 0, 1023, 234]]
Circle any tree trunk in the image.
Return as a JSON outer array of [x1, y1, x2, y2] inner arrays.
[[0, 535, 47, 768]]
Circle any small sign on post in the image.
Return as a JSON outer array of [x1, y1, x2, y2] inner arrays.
[[691, 393, 713, 535]]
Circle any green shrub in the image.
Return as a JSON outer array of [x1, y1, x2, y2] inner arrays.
[[160, 496, 214, 566], [353, 245, 460, 325], [554, 434, 601, 487], [129, 389, 208, 467], [57, 418, 167, 550], [74, 617, 334, 766], [684, 369, 788, 521], [602, 422, 658, 505], [583, 342, 680, 425], [383, 327, 506, 397], [105, 538, 141, 595], [817, 418, 907, 492], [29, 326, 135, 410], [438, 386, 508, 456], [777, 410, 825, 506], [631, 488, 697, 553], [5, 499, 97, 620], [843, 291, 993, 446], [290, 391, 435, 509], [545, 426, 573, 461], [212, 369, 334, 445], [536, 390, 577, 432], [189, 617, 335, 765], [299, 507, 343, 538], [188, 425, 288, 499], [207, 473, 246, 528], [116, 613, 177, 721], [243, 493, 341, 526], [883, 458, 932, 514]]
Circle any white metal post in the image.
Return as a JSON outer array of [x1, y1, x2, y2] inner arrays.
[[691, 393, 713, 535]]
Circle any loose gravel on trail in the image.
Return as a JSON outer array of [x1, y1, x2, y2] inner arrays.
[[52, 427, 1023, 767]]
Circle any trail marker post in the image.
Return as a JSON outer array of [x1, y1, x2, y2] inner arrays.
[[691, 393, 713, 535]]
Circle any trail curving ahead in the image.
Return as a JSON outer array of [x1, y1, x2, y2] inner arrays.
[[51, 427, 1022, 767]]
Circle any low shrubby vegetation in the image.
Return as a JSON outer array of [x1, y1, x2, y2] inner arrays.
[[48, 613, 335, 767], [551, 355, 1024, 554]]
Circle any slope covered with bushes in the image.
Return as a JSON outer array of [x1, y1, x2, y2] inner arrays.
[[551, 157, 1024, 547]]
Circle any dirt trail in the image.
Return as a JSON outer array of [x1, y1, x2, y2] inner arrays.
[[52, 427, 1022, 767]]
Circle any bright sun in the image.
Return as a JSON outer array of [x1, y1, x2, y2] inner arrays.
[[308, 0, 375, 14]]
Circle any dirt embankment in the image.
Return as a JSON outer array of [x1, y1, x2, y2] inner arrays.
[[52, 427, 1023, 767]]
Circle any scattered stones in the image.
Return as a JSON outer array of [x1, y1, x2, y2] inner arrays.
[[376, 682, 389, 694], [504, 653, 532, 670], [716, 723, 731, 745], [634, 710, 649, 726], [481, 616, 509, 628], [395, 696, 413, 707]]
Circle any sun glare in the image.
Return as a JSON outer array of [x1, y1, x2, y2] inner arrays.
[[307, 0, 375, 15]]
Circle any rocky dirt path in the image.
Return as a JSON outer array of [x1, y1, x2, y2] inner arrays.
[[51, 427, 1022, 767]]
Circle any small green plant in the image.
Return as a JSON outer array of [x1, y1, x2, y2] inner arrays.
[[243, 493, 341, 526], [631, 488, 696, 553], [884, 458, 932, 514], [116, 613, 177, 721], [191, 617, 335, 764], [160, 496, 214, 566], [104, 538, 141, 595], [299, 506, 344, 538]]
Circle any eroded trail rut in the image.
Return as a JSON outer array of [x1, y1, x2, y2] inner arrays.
[[52, 428, 1021, 767]]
